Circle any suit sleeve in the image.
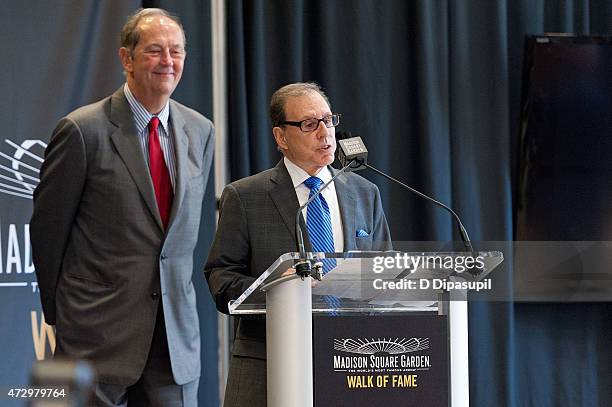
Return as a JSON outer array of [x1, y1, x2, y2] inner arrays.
[[372, 184, 393, 251], [204, 184, 257, 314], [30, 118, 87, 325]]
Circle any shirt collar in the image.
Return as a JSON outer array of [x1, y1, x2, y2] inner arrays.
[[283, 157, 333, 188], [123, 83, 170, 136]]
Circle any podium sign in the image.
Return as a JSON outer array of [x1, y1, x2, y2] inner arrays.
[[314, 314, 448, 407]]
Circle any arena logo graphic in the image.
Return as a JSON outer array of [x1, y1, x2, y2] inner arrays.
[[334, 337, 430, 355], [0, 138, 45, 199], [0, 139, 46, 290], [333, 337, 432, 372], [0, 139, 54, 360]]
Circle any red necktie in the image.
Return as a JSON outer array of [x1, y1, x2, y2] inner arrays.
[[148, 117, 173, 229]]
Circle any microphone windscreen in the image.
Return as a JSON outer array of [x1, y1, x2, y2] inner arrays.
[[337, 136, 368, 171]]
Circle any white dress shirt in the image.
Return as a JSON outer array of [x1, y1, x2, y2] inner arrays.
[[124, 83, 177, 189], [284, 157, 344, 252]]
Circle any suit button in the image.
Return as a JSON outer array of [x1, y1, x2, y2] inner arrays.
[[151, 292, 160, 299]]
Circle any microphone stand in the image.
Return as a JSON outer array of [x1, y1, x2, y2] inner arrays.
[[363, 163, 475, 254]]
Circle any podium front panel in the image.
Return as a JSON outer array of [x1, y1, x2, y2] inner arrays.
[[314, 314, 449, 407]]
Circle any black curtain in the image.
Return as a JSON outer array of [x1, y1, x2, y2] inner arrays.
[[227, 0, 516, 242], [225, 1, 612, 406]]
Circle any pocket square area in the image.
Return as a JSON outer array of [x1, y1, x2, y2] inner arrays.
[[356, 229, 370, 237]]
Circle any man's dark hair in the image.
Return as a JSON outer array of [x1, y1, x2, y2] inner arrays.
[[270, 82, 331, 127]]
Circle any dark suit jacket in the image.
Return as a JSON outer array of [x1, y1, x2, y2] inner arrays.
[[205, 160, 392, 360], [30, 87, 214, 385]]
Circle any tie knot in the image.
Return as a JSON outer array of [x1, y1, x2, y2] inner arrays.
[[149, 116, 160, 132], [304, 176, 323, 191]]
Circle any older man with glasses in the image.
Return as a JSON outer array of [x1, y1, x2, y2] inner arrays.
[[205, 82, 391, 407]]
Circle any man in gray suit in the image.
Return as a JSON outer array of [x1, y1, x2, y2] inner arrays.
[[30, 8, 213, 406], [205, 82, 391, 407]]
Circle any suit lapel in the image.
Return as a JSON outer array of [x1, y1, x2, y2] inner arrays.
[[166, 102, 189, 230], [268, 160, 311, 251], [332, 169, 357, 251], [108, 87, 163, 231]]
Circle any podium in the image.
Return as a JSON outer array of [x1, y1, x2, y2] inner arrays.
[[229, 250, 503, 407]]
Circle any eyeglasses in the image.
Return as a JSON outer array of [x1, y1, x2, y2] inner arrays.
[[278, 114, 341, 132]]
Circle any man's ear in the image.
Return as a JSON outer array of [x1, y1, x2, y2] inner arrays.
[[273, 126, 288, 151], [119, 47, 133, 74]]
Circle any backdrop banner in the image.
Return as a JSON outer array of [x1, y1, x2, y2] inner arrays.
[[0, 3, 218, 406]]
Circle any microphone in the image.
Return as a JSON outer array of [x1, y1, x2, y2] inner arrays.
[[337, 133, 368, 171], [294, 158, 358, 279], [336, 133, 474, 253]]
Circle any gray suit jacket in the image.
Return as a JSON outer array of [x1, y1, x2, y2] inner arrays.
[[31, 87, 214, 385], [205, 160, 392, 360]]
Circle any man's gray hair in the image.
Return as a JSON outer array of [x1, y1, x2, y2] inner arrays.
[[120, 8, 186, 53], [269, 82, 331, 127]]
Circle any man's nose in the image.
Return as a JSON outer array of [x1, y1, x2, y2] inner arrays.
[[160, 49, 172, 64], [314, 120, 328, 137]]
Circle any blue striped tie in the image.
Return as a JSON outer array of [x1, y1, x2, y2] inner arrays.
[[304, 176, 341, 314]]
